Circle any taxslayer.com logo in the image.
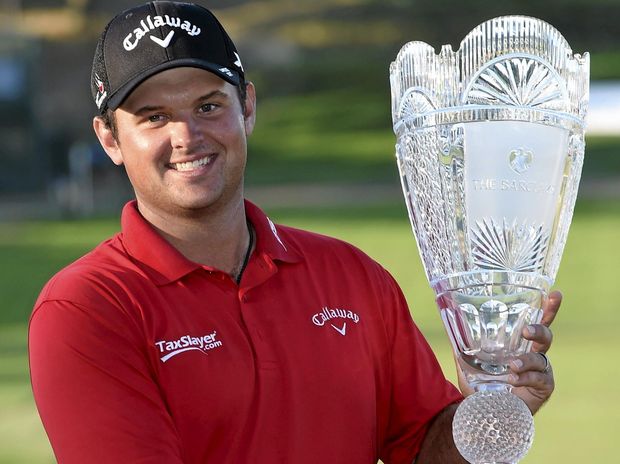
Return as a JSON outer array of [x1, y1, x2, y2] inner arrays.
[[155, 331, 222, 362], [123, 14, 201, 51]]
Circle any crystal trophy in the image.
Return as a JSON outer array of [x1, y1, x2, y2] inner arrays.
[[389, 16, 589, 463]]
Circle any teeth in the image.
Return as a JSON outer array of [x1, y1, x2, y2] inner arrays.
[[172, 156, 212, 172]]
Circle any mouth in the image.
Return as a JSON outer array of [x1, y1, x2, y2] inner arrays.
[[168, 154, 216, 172]]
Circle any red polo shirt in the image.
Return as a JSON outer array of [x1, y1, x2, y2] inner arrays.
[[29, 200, 461, 464]]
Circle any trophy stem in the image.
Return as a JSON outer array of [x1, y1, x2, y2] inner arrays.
[[474, 382, 512, 393]]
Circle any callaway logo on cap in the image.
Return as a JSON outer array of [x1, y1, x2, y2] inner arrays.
[[91, 1, 245, 113]]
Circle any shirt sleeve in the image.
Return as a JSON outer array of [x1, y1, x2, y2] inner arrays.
[[378, 273, 463, 464], [29, 297, 185, 464]]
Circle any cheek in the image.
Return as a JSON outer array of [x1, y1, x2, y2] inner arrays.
[[201, 115, 248, 159], [220, 114, 248, 147], [119, 131, 167, 166]]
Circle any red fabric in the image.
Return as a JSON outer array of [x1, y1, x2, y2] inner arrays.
[[29, 200, 462, 464]]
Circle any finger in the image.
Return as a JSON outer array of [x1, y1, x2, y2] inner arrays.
[[508, 353, 554, 391], [508, 369, 554, 392], [523, 323, 553, 353], [510, 352, 550, 374], [541, 290, 562, 326]]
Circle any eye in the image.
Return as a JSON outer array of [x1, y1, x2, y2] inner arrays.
[[199, 103, 218, 113], [148, 114, 166, 123]]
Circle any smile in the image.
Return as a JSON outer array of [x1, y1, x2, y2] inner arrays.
[[169, 155, 214, 172]]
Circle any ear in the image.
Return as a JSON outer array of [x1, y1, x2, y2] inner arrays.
[[93, 115, 123, 165], [242, 82, 257, 137]]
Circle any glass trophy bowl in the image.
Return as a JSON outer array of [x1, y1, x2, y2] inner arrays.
[[389, 16, 589, 463]]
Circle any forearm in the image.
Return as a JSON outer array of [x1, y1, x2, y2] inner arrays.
[[416, 404, 467, 464]]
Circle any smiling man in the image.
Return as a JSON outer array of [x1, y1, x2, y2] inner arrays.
[[28, 2, 559, 463]]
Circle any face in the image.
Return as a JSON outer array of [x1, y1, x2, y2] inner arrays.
[[94, 67, 256, 220]]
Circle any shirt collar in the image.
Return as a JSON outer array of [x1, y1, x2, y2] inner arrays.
[[245, 199, 302, 265], [120, 200, 301, 286], [120, 201, 201, 285]]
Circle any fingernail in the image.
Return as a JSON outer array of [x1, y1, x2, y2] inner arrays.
[[511, 359, 523, 369], [526, 325, 535, 336], [508, 374, 519, 383]]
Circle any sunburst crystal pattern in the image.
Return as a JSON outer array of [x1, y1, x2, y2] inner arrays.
[[466, 57, 566, 110], [398, 88, 436, 119], [471, 218, 549, 272]]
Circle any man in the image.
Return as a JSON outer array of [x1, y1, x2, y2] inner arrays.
[[29, 2, 559, 463]]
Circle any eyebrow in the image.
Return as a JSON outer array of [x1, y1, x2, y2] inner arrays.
[[132, 90, 231, 116], [133, 105, 165, 116], [197, 90, 229, 102]]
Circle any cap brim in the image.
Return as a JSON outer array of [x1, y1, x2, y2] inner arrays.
[[105, 58, 242, 112]]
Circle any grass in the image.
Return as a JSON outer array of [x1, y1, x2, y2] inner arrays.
[[0, 198, 618, 463], [246, 86, 397, 185]]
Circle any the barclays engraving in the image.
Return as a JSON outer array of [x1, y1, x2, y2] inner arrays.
[[472, 178, 555, 195]]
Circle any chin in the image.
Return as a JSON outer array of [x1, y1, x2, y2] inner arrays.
[[174, 195, 230, 215], [166, 184, 242, 215]]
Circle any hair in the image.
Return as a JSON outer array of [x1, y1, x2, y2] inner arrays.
[[237, 81, 248, 110], [101, 109, 119, 141], [100, 81, 248, 142]]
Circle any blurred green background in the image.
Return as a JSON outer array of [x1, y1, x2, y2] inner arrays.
[[1, 0, 619, 463]]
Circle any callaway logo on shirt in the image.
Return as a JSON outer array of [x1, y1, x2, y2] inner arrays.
[[312, 306, 360, 336]]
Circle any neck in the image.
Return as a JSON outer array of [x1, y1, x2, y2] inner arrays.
[[136, 199, 252, 278]]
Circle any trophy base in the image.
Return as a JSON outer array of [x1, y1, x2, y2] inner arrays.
[[452, 385, 534, 464]]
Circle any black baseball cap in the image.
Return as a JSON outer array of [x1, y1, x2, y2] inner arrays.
[[91, 1, 244, 114]]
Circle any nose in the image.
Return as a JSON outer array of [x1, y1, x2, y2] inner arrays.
[[169, 115, 203, 150]]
